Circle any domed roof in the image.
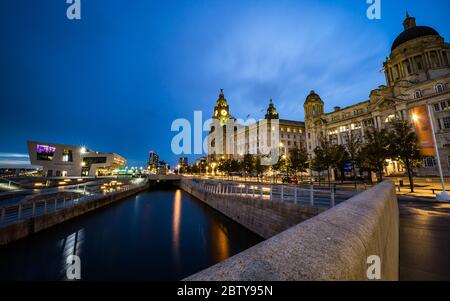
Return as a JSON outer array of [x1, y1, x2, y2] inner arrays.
[[391, 25, 440, 51], [304, 90, 323, 105]]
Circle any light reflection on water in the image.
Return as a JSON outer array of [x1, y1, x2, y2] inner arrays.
[[172, 189, 182, 263], [0, 189, 262, 280], [58, 229, 85, 279]]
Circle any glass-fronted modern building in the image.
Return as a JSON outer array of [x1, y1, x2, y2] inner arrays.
[[27, 141, 126, 177]]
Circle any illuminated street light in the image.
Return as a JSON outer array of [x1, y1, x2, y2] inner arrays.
[[420, 106, 450, 201], [80, 147, 87, 154]]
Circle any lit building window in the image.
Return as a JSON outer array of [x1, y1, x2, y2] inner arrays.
[[385, 114, 396, 123], [62, 149, 73, 162]]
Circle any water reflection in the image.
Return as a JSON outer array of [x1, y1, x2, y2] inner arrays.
[[172, 189, 182, 262], [0, 189, 262, 280], [211, 222, 230, 262], [58, 228, 84, 279]]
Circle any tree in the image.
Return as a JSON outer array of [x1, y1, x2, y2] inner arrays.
[[241, 154, 255, 181], [312, 137, 333, 186], [344, 133, 362, 187], [229, 159, 240, 179], [388, 121, 423, 192], [218, 159, 232, 178], [289, 147, 309, 182], [330, 144, 349, 183], [311, 147, 327, 186], [272, 155, 288, 183], [254, 157, 268, 182], [360, 128, 389, 182]]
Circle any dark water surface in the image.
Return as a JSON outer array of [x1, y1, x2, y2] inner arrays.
[[0, 189, 263, 280]]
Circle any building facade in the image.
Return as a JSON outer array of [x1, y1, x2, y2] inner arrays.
[[207, 92, 306, 163], [27, 141, 126, 177], [305, 13, 450, 176], [147, 151, 160, 173], [207, 14, 450, 177]]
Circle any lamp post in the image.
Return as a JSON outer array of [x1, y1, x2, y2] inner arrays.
[[425, 105, 450, 201]]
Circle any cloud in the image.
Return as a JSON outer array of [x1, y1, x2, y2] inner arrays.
[[0, 153, 29, 158], [0, 153, 34, 168], [202, 5, 388, 121]]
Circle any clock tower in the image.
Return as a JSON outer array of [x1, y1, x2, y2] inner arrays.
[[213, 89, 231, 126]]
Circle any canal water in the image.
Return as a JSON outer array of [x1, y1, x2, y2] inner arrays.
[[0, 189, 263, 280]]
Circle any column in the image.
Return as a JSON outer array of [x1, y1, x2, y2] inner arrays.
[[409, 57, 415, 73]]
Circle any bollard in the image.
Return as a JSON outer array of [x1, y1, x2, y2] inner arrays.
[[310, 184, 314, 206], [330, 185, 335, 207], [260, 188, 263, 199], [32, 202, 36, 217], [294, 186, 298, 204], [18, 204, 22, 220], [44, 200, 47, 213], [63, 197, 66, 208], [270, 186, 273, 201], [281, 186, 284, 202]]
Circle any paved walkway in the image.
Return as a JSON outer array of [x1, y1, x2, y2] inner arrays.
[[399, 199, 450, 280]]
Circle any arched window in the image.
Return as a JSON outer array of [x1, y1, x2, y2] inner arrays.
[[414, 90, 422, 99], [435, 83, 445, 94]]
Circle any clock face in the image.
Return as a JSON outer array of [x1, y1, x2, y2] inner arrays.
[[221, 109, 227, 116]]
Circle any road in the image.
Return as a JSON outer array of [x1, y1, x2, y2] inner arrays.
[[399, 200, 450, 280]]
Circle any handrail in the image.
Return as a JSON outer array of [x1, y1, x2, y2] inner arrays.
[[183, 179, 356, 208], [0, 180, 148, 228]]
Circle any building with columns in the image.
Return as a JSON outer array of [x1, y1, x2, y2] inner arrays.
[[305, 13, 450, 176], [208, 91, 306, 163], [208, 13, 450, 177]]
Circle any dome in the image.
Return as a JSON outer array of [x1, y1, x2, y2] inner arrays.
[[304, 90, 323, 105], [391, 13, 441, 51]]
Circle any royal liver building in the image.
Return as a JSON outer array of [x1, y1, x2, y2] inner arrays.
[[305, 13, 450, 177]]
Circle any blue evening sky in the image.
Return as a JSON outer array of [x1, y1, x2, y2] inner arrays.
[[0, 0, 449, 167]]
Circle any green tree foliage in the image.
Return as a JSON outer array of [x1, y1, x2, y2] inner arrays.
[[344, 133, 362, 183], [241, 154, 255, 180], [330, 144, 349, 183], [289, 147, 309, 182], [312, 137, 333, 185], [254, 157, 268, 182], [360, 128, 389, 182], [388, 121, 423, 192]]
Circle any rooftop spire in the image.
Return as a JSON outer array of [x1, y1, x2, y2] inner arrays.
[[403, 11, 416, 30]]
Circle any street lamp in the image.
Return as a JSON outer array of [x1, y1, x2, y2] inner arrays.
[[415, 106, 450, 201]]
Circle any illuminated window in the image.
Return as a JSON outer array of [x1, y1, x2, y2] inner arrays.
[[36, 144, 56, 161], [62, 149, 73, 162], [385, 114, 396, 123]]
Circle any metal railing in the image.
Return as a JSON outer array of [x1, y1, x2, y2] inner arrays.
[[185, 179, 356, 208], [0, 180, 148, 228]]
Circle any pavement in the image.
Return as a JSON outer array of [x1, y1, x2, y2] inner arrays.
[[399, 199, 450, 280]]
